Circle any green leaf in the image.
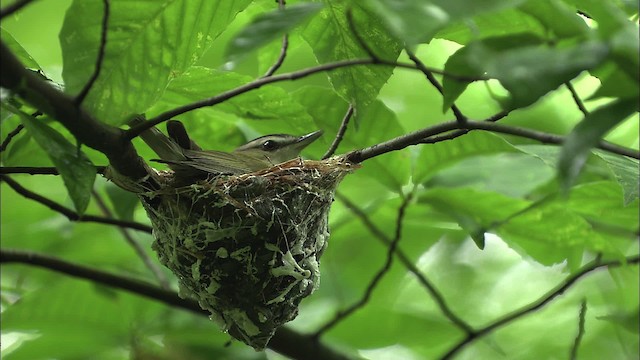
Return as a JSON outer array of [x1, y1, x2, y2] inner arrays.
[[60, 0, 252, 124], [594, 151, 640, 205], [598, 307, 640, 334], [292, 86, 409, 192], [104, 182, 139, 221], [590, 61, 640, 100], [225, 3, 323, 63], [518, 0, 589, 39], [477, 40, 610, 109], [146, 66, 315, 148], [302, 2, 402, 109], [413, 131, 523, 184], [441, 33, 543, 110], [435, 8, 545, 45], [366, 0, 527, 46], [558, 99, 638, 192], [1, 27, 41, 70], [7, 107, 96, 215]]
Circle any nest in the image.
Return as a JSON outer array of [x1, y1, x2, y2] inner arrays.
[[126, 156, 357, 349]]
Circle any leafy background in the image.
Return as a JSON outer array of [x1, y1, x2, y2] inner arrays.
[[1, 0, 638, 359]]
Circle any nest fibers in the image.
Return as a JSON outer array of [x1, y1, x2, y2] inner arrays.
[[123, 156, 357, 349]]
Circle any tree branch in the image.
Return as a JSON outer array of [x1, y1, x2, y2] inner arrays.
[[74, 0, 110, 105], [91, 189, 168, 288], [335, 193, 474, 334], [322, 104, 354, 159], [128, 59, 484, 139], [569, 299, 587, 360], [0, 124, 25, 152], [347, 119, 640, 163], [405, 48, 467, 124], [1, 174, 152, 233], [313, 191, 414, 337], [0, 0, 35, 19], [0, 249, 353, 360], [0, 166, 107, 175], [438, 255, 640, 359], [262, 0, 288, 77], [0, 41, 151, 182]]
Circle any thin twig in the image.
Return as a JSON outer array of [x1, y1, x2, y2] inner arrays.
[[91, 190, 169, 289], [262, 0, 288, 77], [0, 0, 34, 18], [405, 48, 467, 124], [0, 166, 107, 175], [75, 0, 109, 105], [335, 193, 474, 334], [128, 59, 484, 139], [322, 104, 354, 159], [0, 124, 25, 152], [565, 81, 589, 117], [438, 255, 640, 359], [569, 299, 587, 360], [313, 191, 414, 337], [347, 119, 640, 164], [0, 249, 352, 360], [1, 174, 152, 233]]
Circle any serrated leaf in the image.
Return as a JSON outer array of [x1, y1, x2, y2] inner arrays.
[[7, 106, 96, 215], [302, 2, 402, 110], [558, 99, 638, 192], [60, 0, 252, 124], [225, 3, 323, 63]]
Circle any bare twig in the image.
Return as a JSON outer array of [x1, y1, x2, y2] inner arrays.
[[438, 255, 640, 359], [347, 119, 640, 164], [335, 193, 474, 334], [0, 166, 107, 175], [263, 0, 288, 77], [0, 0, 34, 19], [128, 59, 485, 139], [0, 249, 352, 360], [91, 190, 169, 289], [313, 191, 414, 337], [0, 124, 25, 152], [405, 48, 467, 124], [1, 174, 152, 233], [322, 104, 354, 159], [75, 0, 110, 106], [569, 299, 587, 360], [565, 81, 589, 117]]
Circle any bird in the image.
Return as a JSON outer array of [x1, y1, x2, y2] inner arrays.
[[129, 117, 323, 177]]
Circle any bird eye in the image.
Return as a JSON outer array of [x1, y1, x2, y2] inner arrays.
[[262, 140, 277, 151]]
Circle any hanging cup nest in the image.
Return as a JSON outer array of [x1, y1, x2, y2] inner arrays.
[[111, 156, 357, 349]]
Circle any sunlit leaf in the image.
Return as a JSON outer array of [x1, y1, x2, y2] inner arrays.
[[225, 3, 323, 63], [7, 106, 96, 215], [60, 0, 252, 124], [558, 99, 638, 192]]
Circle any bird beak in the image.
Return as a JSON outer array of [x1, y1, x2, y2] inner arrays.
[[293, 130, 323, 150]]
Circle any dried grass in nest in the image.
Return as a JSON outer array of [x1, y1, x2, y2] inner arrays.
[[127, 156, 357, 349]]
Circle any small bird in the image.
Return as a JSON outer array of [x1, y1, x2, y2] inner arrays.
[[130, 117, 323, 177]]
